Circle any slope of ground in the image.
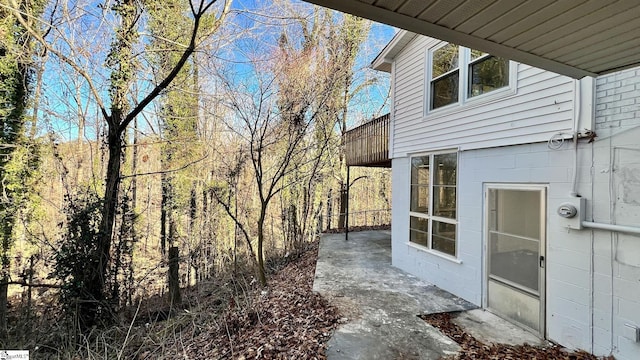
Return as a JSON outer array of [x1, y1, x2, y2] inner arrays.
[[133, 241, 339, 359]]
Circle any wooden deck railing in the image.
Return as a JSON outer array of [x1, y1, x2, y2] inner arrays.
[[343, 113, 391, 167]]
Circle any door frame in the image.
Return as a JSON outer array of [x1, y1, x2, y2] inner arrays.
[[482, 183, 548, 338]]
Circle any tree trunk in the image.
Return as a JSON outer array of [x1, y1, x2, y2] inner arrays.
[[208, 188, 216, 278], [25, 255, 34, 321], [160, 172, 169, 255], [93, 123, 123, 311], [131, 119, 139, 210], [288, 204, 298, 250], [256, 210, 267, 286], [233, 186, 238, 272], [326, 188, 332, 230], [202, 188, 211, 278], [0, 214, 12, 338], [0, 277, 7, 338], [168, 246, 181, 305]]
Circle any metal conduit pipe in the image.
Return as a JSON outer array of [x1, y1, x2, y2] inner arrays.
[[582, 221, 640, 236]]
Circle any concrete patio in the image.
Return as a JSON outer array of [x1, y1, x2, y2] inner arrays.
[[313, 230, 545, 360]]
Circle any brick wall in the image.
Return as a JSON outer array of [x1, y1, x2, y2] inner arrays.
[[595, 68, 640, 133], [591, 68, 640, 359]]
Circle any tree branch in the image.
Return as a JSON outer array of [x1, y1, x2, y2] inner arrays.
[[211, 187, 255, 256], [120, 0, 231, 132], [0, 280, 63, 289], [120, 155, 208, 179], [5, 0, 110, 121]]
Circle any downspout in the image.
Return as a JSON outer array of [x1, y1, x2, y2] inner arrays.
[[589, 138, 596, 354], [608, 138, 616, 352], [570, 77, 590, 351], [571, 79, 581, 197], [572, 77, 591, 352]]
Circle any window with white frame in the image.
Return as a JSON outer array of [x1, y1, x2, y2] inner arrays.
[[409, 152, 457, 257], [430, 44, 460, 109], [429, 44, 510, 111]]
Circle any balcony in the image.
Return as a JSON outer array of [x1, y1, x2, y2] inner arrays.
[[343, 113, 391, 168]]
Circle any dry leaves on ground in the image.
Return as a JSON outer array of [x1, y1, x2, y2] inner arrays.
[[158, 241, 340, 359], [422, 312, 615, 360]]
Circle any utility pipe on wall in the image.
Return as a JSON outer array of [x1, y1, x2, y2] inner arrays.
[[582, 221, 640, 236]]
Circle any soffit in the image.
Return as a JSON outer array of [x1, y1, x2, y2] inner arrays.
[[304, 0, 640, 78]]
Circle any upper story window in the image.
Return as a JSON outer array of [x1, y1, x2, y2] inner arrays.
[[431, 44, 459, 109], [428, 44, 511, 112], [469, 50, 509, 97]]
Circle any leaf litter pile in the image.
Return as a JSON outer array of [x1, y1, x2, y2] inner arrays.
[[151, 241, 340, 359], [421, 312, 615, 360]]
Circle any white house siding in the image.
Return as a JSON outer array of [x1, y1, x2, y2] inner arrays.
[[588, 68, 640, 360], [391, 141, 595, 350], [392, 156, 482, 304], [391, 36, 577, 157], [388, 33, 640, 359]]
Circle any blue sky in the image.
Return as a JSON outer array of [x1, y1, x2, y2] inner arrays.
[[225, 0, 397, 128], [42, 0, 397, 141]]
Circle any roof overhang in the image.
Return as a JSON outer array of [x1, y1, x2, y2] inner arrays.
[[370, 31, 416, 72], [304, 0, 640, 79]]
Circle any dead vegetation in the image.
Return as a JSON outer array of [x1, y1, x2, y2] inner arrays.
[[421, 312, 615, 360], [125, 240, 339, 359], [4, 240, 338, 359]]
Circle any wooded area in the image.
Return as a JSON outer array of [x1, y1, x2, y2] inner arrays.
[[0, 0, 391, 357]]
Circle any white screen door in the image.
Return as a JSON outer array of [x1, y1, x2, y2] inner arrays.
[[485, 185, 546, 335]]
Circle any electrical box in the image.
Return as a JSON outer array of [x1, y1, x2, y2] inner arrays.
[[557, 198, 585, 230], [623, 324, 640, 343], [558, 204, 578, 218]]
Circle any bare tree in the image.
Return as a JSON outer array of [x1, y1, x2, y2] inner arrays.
[[215, 73, 311, 285], [5, 0, 231, 326], [210, 4, 371, 285], [276, 7, 371, 237]]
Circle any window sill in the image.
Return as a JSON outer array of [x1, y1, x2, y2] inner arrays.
[[424, 86, 517, 120], [406, 242, 463, 264]]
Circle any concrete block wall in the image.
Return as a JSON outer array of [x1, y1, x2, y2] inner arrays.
[[464, 142, 595, 353], [590, 68, 640, 359], [391, 141, 596, 352]]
